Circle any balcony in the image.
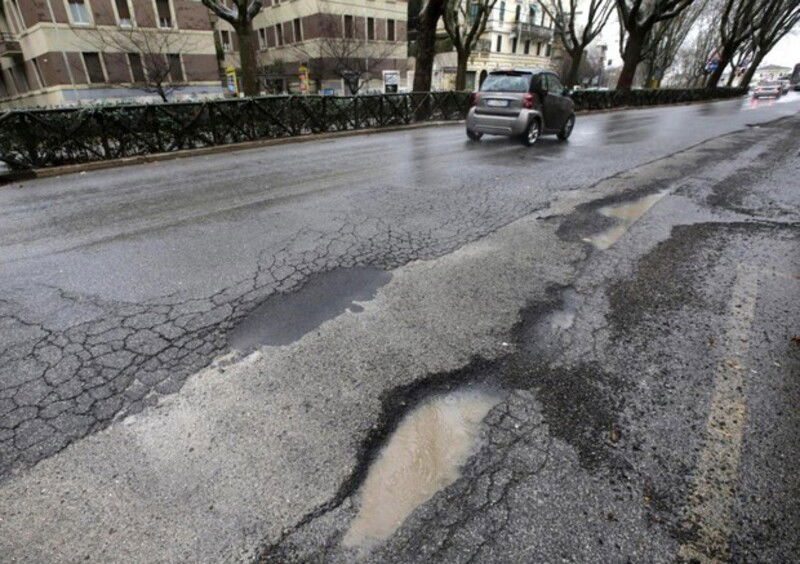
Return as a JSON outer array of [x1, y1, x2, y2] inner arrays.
[[514, 22, 553, 42], [0, 32, 21, 58]]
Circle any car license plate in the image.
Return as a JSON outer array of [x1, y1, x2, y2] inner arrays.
[[486, 99, 508, 107]]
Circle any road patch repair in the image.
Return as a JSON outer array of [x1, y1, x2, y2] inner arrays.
[[0, 114, 798, 562]]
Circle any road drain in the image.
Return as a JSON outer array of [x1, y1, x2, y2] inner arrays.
[[584, 190, 668, 249], [228, 267, 391, 352], [342, 389, 502, 549]]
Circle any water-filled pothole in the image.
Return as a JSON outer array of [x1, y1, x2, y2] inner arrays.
[[229, 267, 391, 352], [584, 190, 668, 249], [343, 389, 502, 549]]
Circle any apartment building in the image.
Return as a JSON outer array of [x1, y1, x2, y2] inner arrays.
[[216, 0, 409, 95], [0, 0, 222, 108], [432, 0, 558, 91]]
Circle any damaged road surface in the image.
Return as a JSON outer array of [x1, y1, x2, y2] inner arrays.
[[1, 96, 799, 562]]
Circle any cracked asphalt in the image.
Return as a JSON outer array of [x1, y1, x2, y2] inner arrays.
[[1, 93, 799, 562]]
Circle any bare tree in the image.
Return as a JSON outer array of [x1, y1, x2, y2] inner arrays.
[[639, 0, 705, 87], [704, 0, 761, 88], [79, 27, 199, 102], [442, 0, 498, 90], [738, 0, 800, 87], [540, 0, 615, 88], [292, 14, 400, 94], [615, 0, 698, 89], [201, 0, 263, 96], [413, 0, 448, 92]]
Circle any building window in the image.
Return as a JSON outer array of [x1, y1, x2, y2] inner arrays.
[[258, 28, 267, 49], [511, 37, 517, 53], [0, 74, 8, 98], [514, 4, 521, 22], [83, 52, 105, 83], [7, 0, 25, 32], [293, 18, 302, 42], [367, 17, 375, 41], [128, 53, 146, 82], [276, 23, 283, 46], [545, 43, 551, 57], [536, 41, 541, 55], [168, 53, 183, 82], [220, 30, 232, 51], [387, 19, 395, 41], [11, 65, 29, 92], [156, 0, 172, 28], [499, 1, 505, 22], [33, 58, 46, 88], [540, 10, 546, 26], [524, 39, 530, 54], [344, 15, 354, 39], [495, 34, 502, 52], [115, 0, 132, 27], [67, 0, 91, 25]]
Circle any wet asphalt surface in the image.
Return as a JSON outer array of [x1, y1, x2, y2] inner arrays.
[[1, 93, 799, 562]]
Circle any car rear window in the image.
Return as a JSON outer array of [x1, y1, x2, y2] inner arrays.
[[481, 73, 530, 92]]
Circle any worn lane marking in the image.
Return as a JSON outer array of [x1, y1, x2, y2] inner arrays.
[[678, 263, 759, 562]]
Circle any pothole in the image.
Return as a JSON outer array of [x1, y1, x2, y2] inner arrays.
[[342, 388, 502, 549], [583, 190, 669, 249], [228, 267, 391, 352]]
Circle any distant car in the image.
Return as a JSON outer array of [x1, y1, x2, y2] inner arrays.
[[779, 79, 790, 94], [752, 81, 783, 98], [795, 83, 800, 92], [466, 69, 575, 146]]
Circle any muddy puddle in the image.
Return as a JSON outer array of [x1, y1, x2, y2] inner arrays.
[[343, 389, 502, 549], [228, 267, 391, 351], [584, 190, 668, 249]]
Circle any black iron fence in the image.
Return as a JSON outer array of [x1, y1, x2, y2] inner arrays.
[[0, 92, 469, 170], [0, 88, 746, 170]]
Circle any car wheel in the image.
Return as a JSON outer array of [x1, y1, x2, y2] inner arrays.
[[557, 115, 575, 141], [521, 118, 540, 146], [466, 129, 483, 141]]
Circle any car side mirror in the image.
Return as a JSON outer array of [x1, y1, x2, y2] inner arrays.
[[562, 87, 571, 97]]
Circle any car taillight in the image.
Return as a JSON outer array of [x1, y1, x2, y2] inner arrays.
[[522, 93, 536, 109], [469, 93, 481, 107]]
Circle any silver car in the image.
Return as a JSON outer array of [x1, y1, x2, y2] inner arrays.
[[466, 69, 576, 146]]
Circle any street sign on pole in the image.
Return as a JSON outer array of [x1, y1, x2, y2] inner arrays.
[[383, 70, 400, 93]]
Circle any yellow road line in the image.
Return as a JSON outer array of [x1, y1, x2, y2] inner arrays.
[[678, 263, 759, 562]]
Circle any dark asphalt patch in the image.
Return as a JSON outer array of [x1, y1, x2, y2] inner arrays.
[[228, 267, 391, 351]]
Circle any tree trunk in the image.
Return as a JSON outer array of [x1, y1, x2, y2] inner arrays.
[[412, 0, 445, 93], [725, 63, 737, 87], [455, 48, 469, 90], [235, 21, 260, 97], [616, 32, 644, 90], [705, 46, 732, 90], [565, 51, 583, 89], [156, 84, 168, 103], [739, 52, 766, 89]]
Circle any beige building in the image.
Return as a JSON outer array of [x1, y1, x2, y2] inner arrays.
[[432, 0, 558, 91], [216, 0, 409, 95], [0, 0, 223, 108]]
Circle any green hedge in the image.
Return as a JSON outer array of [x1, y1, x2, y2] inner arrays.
[[0, 88, 746, 170], [570, 87, 747, 111]]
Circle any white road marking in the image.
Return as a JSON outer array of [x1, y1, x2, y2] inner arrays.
[[678, 263, 759, 562]]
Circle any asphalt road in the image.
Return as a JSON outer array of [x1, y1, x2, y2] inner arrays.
[[1, 93, 799, 562]]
